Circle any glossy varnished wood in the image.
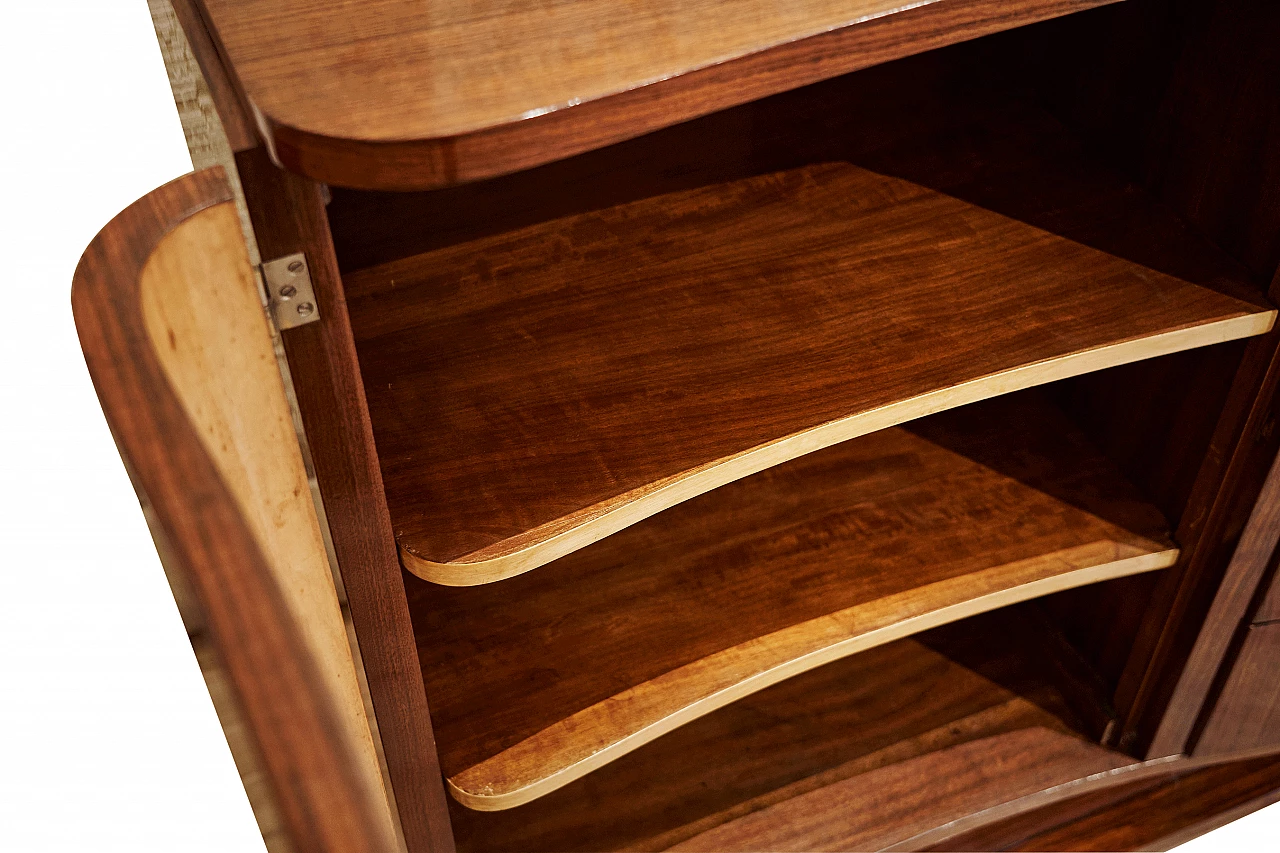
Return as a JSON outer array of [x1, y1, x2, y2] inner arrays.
[[410, 393, 1175, 809], [447, 611, 1130, 851], [347, 162, 1270, 585], [193, 0, 1121, 189], [71, 169, 394, 853]]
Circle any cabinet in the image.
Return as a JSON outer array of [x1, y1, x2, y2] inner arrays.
[[77, 0, 1280, 850]]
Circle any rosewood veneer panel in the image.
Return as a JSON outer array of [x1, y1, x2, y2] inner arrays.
[[346, 163, 1271, 585]]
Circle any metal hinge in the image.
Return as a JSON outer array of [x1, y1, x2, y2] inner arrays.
[[261, 252, 320, 330]]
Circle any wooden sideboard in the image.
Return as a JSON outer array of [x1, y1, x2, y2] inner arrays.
[[76, 1, 1280, 849]]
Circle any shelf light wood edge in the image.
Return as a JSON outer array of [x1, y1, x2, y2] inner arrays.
[[403, 310, 1272, 586], [447, 543, 1179, 810]]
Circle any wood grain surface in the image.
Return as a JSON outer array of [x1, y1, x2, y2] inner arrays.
[[328, 41, 1269, 293], [1195, 623, 1280, 757], [1124, 262, 1280, 757], [1152, 442, 1280, 758], [672, 728, 1130, 852], [134, 189, 396, 842], [445, 610, 1130, 851], [320, 17, 1278, 765], [346, 162, 1271, 585], [409, 393, 1175, 809], [72, 169, 394, 853], [193, 0, 1120, 188], [1252, 549, 1280, 624], [234, 149, 457, 853], [979, 0, 1280, 759], [928, 752, 1280, 851]]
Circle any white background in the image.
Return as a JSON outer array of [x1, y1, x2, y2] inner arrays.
[[0, 2, 1276, 851]]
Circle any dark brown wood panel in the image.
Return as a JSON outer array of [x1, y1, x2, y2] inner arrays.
[[1141, 0, 1280, 283], [1152, 443, 1280, 758], [72, 168, 392, 853], [447, 610, 1130, 851], [673, 729, 1127, 852], [1251, 547, 1280, 625], [234, 149, 455, 853], [411, 392, 1174, 808], [1196, 624, 1280, 757], [193, 0, 1121, 189], [929, 752, 1280, 851], [919, 775, 1171, 851], [970, 0, 1280, 758]]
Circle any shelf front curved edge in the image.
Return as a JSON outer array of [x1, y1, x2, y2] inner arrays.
[[445, 541, 1176, 811], [400, 312, 1269, 587]]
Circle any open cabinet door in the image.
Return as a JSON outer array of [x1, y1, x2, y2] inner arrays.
[[71, 168, 398, 853]]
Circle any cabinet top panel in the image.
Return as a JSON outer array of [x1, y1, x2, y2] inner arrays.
[[195, 0, 1122, 188]]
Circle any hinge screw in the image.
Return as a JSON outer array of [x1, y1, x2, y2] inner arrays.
[[296, 302, 315, 318], [279, 284, 297, 299], [287, 260, 304, 273]]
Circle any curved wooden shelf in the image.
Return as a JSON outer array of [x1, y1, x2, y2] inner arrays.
[[443, 608, 1142, 851], [348, 164, 1271, 587], [408, 393, 1178, 810], [196, 0, 1122, 189]]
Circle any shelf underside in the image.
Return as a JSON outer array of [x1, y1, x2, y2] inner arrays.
[[348, 162, 1269, 586], [408, 392, 1176, 810], [197, 0, 1123, 188], [444, 609, 1141, 851]]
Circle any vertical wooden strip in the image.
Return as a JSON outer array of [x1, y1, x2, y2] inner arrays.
[[234, 148, 455, 853], [1178, 448, 1280, 754]]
